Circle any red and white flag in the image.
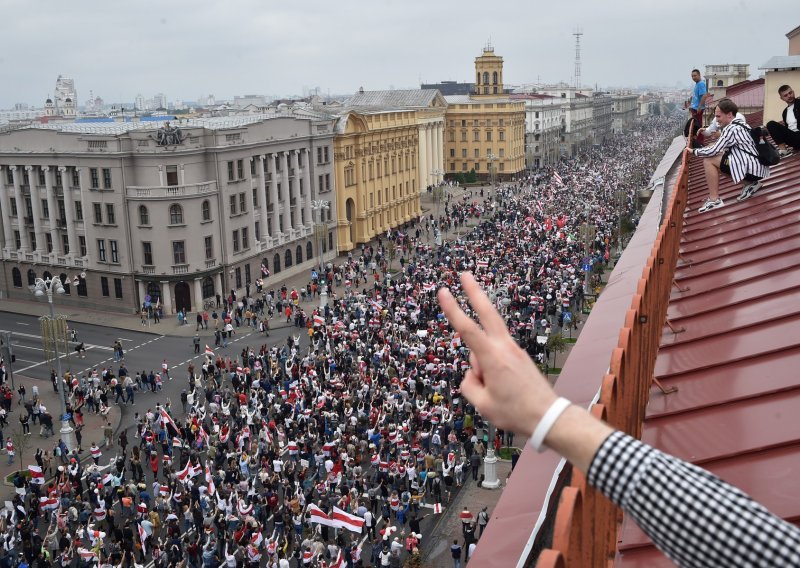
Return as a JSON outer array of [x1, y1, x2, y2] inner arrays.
[[423, 282, 436, 293], [28, 465, 45, 484], [78, 548, 98, 561], [332, 506, 364, 534], [160, 408, 179, 434], [172, 437, 184, 449], [204, 345, 214, 357], [307, 504, 339, 529], [476, 260, 489, 269], [39, 496, 58, 511], [138, 523, 148, 556], [553, 172, 564, 187], [313, 315, 325, 326], [177, 460, 192, 482]]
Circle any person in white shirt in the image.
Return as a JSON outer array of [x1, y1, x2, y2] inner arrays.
[[766, 84, 800, 156]]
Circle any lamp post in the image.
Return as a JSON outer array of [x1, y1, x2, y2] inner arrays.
[[482, 419, 501, 489], [311, 200, 330, 308], [32, 275, 76, 452], [488, 152, 498, 188], [430, 169, 444, 247]]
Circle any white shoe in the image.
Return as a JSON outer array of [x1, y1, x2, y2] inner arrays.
[[698, 198, 724, 213]]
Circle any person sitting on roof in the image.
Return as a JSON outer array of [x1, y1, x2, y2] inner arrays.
[[689, 98, 769, 213], [438, 272, 800, 568], [765, 84, 800, 158]]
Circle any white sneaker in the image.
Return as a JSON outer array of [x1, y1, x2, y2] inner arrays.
[[698, 198, 724, 213], [737, 181, 762, 202]]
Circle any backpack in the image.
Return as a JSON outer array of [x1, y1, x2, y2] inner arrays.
[[735, 124, 780, 166]]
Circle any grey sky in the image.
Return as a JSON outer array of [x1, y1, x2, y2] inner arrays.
[[0, 0, 795, 107]]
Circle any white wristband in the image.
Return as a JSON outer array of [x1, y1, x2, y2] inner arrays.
[[530, 397, 571, 452]]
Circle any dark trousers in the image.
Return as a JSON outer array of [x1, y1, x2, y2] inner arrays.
[[766, 120, 800, 149]]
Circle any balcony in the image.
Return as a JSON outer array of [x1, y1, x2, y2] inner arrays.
[[141, 265, 155, 275], [205, 259, 217, 269], [23, 216, 33, 225], [126, 181, 218, 200], [55, 219, 67, 229], [172, 264, 189, 275]]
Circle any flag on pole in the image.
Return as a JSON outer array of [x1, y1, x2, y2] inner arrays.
[[78, 548, 98, 561], [313, 315, 325, 326], [204, 345, 214, 357], [553, 172, 564, 187], [433, 503, 443, 514], [160, 408, 179, 434], [172, 437, 184, 449], [306, 504, 339, 529], [331, 507, 365, 534], [177, 460, 191, 482], [28, 465, 45, 484]]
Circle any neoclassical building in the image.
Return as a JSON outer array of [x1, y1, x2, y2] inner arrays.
[[0, 114, 337, 313], [331, 89, 446, 250], [444, 46, 526, 181]]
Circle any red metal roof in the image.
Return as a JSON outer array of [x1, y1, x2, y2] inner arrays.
[[615, 152, 800, 566]]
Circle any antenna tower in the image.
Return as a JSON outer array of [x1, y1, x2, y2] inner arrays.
[[573, 27, 583, 90]]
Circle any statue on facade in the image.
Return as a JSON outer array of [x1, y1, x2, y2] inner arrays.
[[155, 121, 184, 146]]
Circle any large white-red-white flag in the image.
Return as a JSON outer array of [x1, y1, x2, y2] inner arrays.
[[332, 506, 365, 534], [160, 408, 179, 434], [306, 504, 339, 529], [28, 465, 44, 484], [553, 172, 564, 187], [138, 523, 148, 555]]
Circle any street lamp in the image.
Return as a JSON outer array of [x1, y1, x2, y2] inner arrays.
[[32, 275, 76, 452], [311, 200, 330, 308], [487, 152, 498, 187], [482, 419, 501, 489], [430, 169, 445, 247], [537, 334, 549, 376]]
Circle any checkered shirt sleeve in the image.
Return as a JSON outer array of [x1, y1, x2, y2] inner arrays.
[[587, 431, 800, 567]]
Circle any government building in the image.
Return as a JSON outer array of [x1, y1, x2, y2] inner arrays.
[[331, 89, 446, 250], [443, 45, 526, 181], [0, 114, 337, 313]]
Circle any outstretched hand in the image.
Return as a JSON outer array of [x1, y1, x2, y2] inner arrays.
[[437, 272, 557, 437]]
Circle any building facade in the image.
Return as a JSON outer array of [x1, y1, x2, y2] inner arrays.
[[510, 94, 564, 169], [705, 64, 750, 101], [611, 92, 639, 133], [592, 93, 613, 145], [0, 114, 337, 314]]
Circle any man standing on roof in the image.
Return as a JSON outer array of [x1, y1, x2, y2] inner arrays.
[[766, 84, 800, 157], [688, 98, 769, 213], [688, 68, 712, 147]]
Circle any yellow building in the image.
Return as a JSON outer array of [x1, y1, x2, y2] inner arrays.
[[444, 45, 526, 182], [332, 90, 446, 250]]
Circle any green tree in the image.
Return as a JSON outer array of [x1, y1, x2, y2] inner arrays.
[[547, 333, 569, 370], [11, 425, 32, 473]]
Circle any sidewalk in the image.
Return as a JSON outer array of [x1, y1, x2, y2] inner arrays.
[[0, 374, 121, 499], [0, 184, 493, 338]]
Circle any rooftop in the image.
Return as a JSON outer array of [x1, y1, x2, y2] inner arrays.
[[343, 89, 444, 110], [759, 55, 800, 70]]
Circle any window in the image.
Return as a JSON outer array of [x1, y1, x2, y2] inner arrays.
[[169, 204, 183, 224], [499, 131, 505, 141], [306, 242, 313, 260], [77, 277, 87, 297], [474, 163, 480, 171], [227, 161, 235, 181], [102, 168, 112, 189], [237, 159, 244, 179], [75, 201, 83, 221], [93, 203, 103, 224], [273, 253, 281, 273], [285, 249, 293, 268], [232, 230, 240, 252], [62, 235, 69, 254], [106, 204, 115, 224], [250, 159, 256, 176], [461, 131, 467, 142], [204, 236, 213, 259], [486, 131, 492, 142], [101, 277, 110, 297], [41, 199, 49, 218], [317, 147, 323, 164], [324, 147, 329, 162], [229, 195, 237, 215], [172, 241, 186, 264], [143, 242, 153, 265], [252, 187, 258, 208], [114, 278, 123, 299], [499, 163, 505, 171], [11, 267, 21, 287], [483, 72, 489, 85], [461, 149, 467, 158], [90, 168, 99, 189], [97, 239, 106, 262], [139, 205, 149, 225], [79, 236, 87, 256], [201, 277, 214, 298], [493, 71, 498, 85], [110, 240, 119, 263], [255, 221, 260, 241], [325, 174, 331, 191], [29, 232, 36, 250], [462, 162, 468, 171], [38, 169, 46, 186], [239, 192, 246, 213], [474, 148, 480, 158], [9, 198, 17, 216], [27, 269, 36, 286], [5, 169, 13, 185], [244, 264, 251, 284], [296, 245, 303, 265], [166, 165, 178, 186], [241, 227, 249, 250], [450, 149, 455, 158], [60, 273, 70, 294], [46, 234, 53, 253], [201, 200, 211, 221], [25, 198, 33, 217], [146, 282, 161, 304], [235, 267, 242, 289]]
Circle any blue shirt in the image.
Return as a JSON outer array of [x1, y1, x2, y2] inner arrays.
[[691, 80, 707, 110]]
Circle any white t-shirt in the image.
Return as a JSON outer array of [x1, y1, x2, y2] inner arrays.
[[787, 104, 798, 133]]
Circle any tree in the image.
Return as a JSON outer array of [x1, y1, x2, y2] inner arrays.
[[10, 425, 33, 473], [546, 333, 569, 370]]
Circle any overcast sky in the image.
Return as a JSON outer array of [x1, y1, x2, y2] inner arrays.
[[0, 0, 795, 108]]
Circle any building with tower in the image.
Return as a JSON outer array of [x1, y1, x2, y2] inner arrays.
[[0, 113, 337, 314], [53, 75, 77, 114], [443, 44, 526, 181]]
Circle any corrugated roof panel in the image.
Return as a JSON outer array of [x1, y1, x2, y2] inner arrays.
[[616, 149, 800, 565]]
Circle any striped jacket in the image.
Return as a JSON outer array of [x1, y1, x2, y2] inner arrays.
[[694, 117, 770, 183]]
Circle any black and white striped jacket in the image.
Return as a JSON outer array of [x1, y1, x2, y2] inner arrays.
[[694, 117, 770, 183]]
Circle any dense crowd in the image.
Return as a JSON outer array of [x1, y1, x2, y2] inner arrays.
[[0, 114, 681, 568]]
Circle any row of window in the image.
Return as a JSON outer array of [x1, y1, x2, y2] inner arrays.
[[228, 148, 330, 183], [451, 162, 507, 172], [11, 268, 87, 296], [5, 166, 79, 188], [93, 203, 116, 225], [9, 230, 85, 255], [448, 130, 508, 143], [97, 239, 120, 264], [450, 148, 506, 159], [450, 118, 507, 128], [7, 197, 83, 222]]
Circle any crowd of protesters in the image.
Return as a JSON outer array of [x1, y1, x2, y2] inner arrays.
[[0, 114, 681, 568]]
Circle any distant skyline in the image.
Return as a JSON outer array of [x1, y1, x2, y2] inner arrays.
[[0, 0, 795, 108]]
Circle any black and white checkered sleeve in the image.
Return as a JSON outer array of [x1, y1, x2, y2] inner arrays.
[[587, 431, 800, 567]]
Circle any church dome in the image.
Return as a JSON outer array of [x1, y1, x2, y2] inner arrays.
[[46, 98, 53, 104], [65, 97, 72, 103]]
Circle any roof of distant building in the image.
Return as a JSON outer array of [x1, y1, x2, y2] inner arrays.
[[443, 95, 518, 105], [759, 55, 800, 70], [421, 82, 474, 96], [716, 78, 765, 110], [343, 89, 444, 110]]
